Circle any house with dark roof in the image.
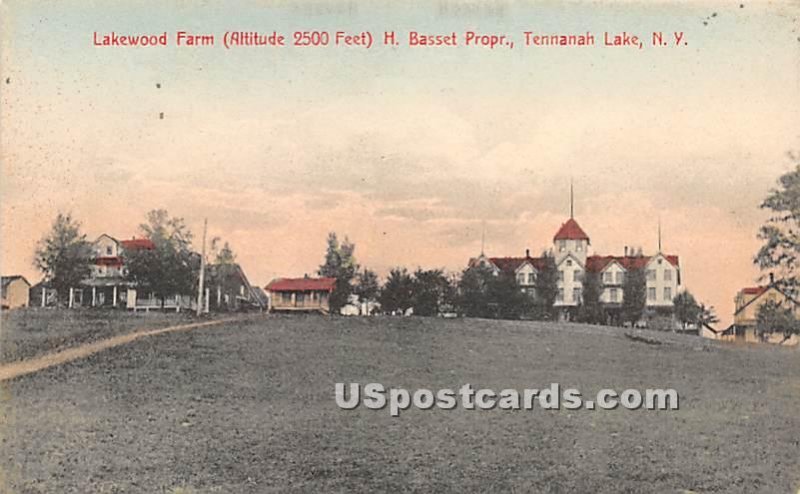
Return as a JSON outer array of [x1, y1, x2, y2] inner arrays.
[[207, 263, 266, 312], [469, 188, 682, 324], [265, 277, 336, 314], [1, 275, 30, 309]]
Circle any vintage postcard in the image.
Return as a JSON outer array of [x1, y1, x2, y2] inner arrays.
[[1, 0, 799, 492]]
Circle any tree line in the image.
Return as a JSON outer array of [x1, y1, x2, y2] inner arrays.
[[318, 232, 714, 328]]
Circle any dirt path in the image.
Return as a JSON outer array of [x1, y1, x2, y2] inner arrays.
[[0, 316, 247, 381]]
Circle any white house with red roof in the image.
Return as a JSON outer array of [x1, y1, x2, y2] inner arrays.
[[469, 193, 682, 323], [69, 234, 157, 308]]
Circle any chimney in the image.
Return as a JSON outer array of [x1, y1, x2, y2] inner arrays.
[[624, 246, 628, 257], [769, 272, 775, 285], [525, 248, 530, 258]]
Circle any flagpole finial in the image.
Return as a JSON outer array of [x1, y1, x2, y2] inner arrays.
[[481, 220, 486, 256], [570, 179, 574, 219], [658, 217, 662, 252]]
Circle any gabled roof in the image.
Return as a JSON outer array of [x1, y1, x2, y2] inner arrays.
[[585, 254, 679, 272], [120, 238, 155, 250], [1, 275, 30, 288], [266, 277, 336, 292], [734, 284, 799, 316], [553, 218, 590, 242], [556, 252, 585, 269], [94, 233, 119, 244], [486, 256, 549, 274]]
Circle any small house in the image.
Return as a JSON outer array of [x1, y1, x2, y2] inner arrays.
[[1, 275, 31, 309], [265, 277, 336, 314]]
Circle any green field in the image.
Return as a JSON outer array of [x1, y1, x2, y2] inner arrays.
[[1, 312, 799, 493]]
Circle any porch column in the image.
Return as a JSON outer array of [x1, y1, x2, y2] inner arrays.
[[92, 286, 97, 307], [217, 286, 222, 306], [112, 285, 118, 307], [41, 287, 46, 307], [291, 292, 296, 307], [176, 294, 181, 313], [69, 287, 74, 308], [205, 288, 210, 313]]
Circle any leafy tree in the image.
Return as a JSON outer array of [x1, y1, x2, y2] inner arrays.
[[754, 158, 800, 293], [622, 267, 647, 326], [487, 272, 534, 320], [353, 268, 380, 314], [411, 268, 454, 317], [209, 241, 240, 310], [379, 268, 414, 314], [215, 241, 236, 265], [576, 271, 605, 324], [535, 251, 559, 320], [125, 209, 198, 309], [34, 212, 93, 303], [696, 303, 720, 330], [456, 266, 533, 320], [318, 232, 359, 313], [457, 266, 494, 318], [756, 299, 798, 341], [673, 291, 701, 329]]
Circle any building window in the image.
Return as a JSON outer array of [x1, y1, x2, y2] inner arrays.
[[573, 288, 581, 302], [603, 272, 613, 283], [566, 259, 573, 266], [558, 240, 566, 252], [576, 242, 582, 252], [517, 273, 525, 284], [648, 287, 656, 300], [664, 287, 672, 301], [528, 273, 536, 284], [557, 288, 564, 302], [664, 269, 672, 281], [610, 288, 619, 302], [558, 271, 564, 282], [647, 269, 656, 281], [616, 272, 625, 284], [106, 246, 113, 255], [573, 270, 581, 282]]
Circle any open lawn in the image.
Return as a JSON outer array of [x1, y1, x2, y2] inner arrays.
[[1, 315, 799, 493], [0, 309, 210, 364]]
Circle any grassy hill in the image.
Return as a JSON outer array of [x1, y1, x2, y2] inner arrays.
[[1, 314, 799, 492]]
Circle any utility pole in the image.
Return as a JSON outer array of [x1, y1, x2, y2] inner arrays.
[[197, 218, 208, 316]]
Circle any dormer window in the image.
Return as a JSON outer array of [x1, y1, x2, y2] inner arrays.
[[106, 246, 113, 255], [566, 259, 573, 266]]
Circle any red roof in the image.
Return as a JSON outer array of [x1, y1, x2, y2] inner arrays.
[[553, 218, 590, 242], [487, 257, 549, 273], [121, 238, 155, 250], [95, 256, 123, 267], [741, 286, 768, 296], [266, 277, 336, 292], [586, 254, 680, 272]]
